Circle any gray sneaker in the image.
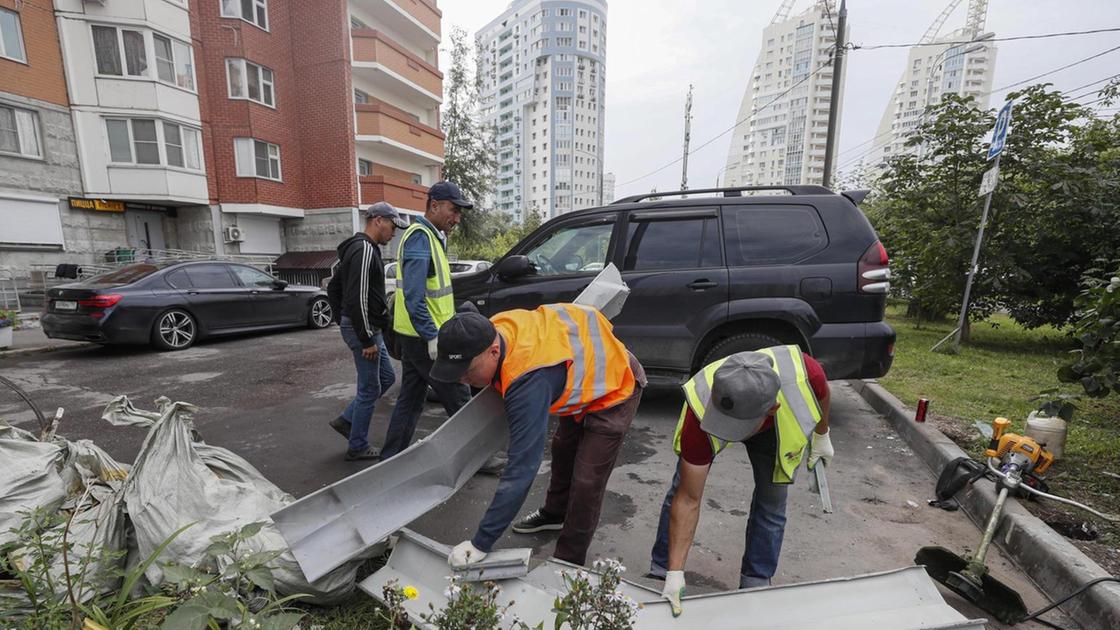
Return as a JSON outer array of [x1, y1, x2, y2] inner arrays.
[[329, 416, 351, 439], [478, 452, 508, 476], [345, 447, 380, 461]]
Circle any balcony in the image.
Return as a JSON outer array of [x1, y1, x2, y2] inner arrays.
[[359, 175, 429, 213], [352, 29, 443, 108], [354, 0, 441, 50], [355, 99, 445, 164]]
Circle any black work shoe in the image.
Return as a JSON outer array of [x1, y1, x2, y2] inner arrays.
[[478, 452, 508, 476], [345, 447, 380, 461], [512, 508, 564, 534], [329, 416, 351, 439]]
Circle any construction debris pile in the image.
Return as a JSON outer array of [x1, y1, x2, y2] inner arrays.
[[0, 395, 365, 612]]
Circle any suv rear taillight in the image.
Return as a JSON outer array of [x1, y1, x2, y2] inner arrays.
[[858, 241, 890, 294], [78, 294, 123, 309]]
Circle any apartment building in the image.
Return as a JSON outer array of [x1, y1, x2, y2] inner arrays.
[[477, 0, 606, 221], [0, 0, 85, 270], [722, 0, 845, 188], [0, 0, 443, 277], [867, 18, 996, 168]]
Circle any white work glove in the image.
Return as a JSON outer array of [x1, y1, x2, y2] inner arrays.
[[808, 430, 834, 469], [662, 570, 685, 617], [448, 540, 487, 568], [428, 337, 439, 361]]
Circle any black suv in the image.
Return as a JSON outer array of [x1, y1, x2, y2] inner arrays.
[[452, 186, 894, 384]]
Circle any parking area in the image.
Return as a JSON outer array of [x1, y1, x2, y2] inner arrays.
[[0, 327, 1076, 628]]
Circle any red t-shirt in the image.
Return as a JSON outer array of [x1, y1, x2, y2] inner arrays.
[[679, 355, 829, 466]]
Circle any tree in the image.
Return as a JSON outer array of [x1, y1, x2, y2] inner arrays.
[[1059, 262, 1120, 399], [440, 26, 496, 246], [868, 85, 1120, 338]]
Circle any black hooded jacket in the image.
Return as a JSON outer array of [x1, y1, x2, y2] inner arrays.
[[327, 233, 387, 348]]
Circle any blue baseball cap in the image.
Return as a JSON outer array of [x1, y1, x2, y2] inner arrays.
[[428, 180, 474, 209]]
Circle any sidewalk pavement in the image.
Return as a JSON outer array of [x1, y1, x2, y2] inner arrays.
[[851, 379, 1120, 630], [1, 325, 89, 356]]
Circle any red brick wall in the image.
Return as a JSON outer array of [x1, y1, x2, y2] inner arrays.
[[192, 0, 357, 211], [0, 0, 68, 106]]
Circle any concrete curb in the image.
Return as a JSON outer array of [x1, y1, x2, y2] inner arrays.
[[849, 379, 1120, 630], [0, 341, 92, 359]]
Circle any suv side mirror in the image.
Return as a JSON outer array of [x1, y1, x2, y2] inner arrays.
[[495, 255, 533, 280]]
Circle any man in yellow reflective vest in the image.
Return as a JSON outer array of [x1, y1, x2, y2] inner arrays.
[[428, 303, 646, 567], [381, 181, 472, 461], [648, 346, 833, 616]]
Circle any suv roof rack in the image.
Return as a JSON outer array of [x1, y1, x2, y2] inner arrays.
[[611, 185, 833, 205]]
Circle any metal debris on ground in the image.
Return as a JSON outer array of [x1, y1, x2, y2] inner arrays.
[[362, 529, 987, 630]]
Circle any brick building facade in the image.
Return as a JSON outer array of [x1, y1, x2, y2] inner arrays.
[[0, 0, 443, 281]]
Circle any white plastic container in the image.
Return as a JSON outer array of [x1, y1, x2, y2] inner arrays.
[[1025, 411, 1068, 460], [0, 326, 11, 349]]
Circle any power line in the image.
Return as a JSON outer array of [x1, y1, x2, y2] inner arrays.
[[850, 27, 1120, 50], [835, 68, 1120, 170], [987, 44, 1120, 94], [617, 50, 835, 188]]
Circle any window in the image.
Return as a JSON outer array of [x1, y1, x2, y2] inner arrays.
[[106, 118, 201, 169], [623, 217, 721, 271], [165, 269, 192, 289], [226, 59, 274, 106], [221, 0, 268, 30], [522, 221, 613, 276], [231, 265, 275, 287], [92, 25, 147, 76], [234, 138, 281, 180], [153, 35, 195, 90], [0, 7, 26, 63], [185, 264, 236, 289], [0, 105, 41, 158], [357, 158, 372, 176], [723, 206, 826, 266]]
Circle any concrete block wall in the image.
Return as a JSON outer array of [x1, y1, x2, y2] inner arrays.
[[283, 207, 357, 253]]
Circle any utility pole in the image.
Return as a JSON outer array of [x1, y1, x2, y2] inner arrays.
[[821, 0, 846, 189], [680, 84, 693, 192]]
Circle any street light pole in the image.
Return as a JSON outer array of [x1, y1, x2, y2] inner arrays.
[[821, 0, 847, 190]]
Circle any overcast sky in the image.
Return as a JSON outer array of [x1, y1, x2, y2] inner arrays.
[[438, 0, 1120, 199]]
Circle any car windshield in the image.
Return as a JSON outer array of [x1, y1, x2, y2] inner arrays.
[[84, 264, 160, 285]]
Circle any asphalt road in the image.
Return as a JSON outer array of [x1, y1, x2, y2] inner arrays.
[[0, 327, 1077, 628]]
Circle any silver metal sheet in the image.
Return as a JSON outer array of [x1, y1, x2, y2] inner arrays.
[[361, 530, 987, 630], [454, 547, 531, 582], [812, 462, 834, 513], [272, 264, 630, 582]]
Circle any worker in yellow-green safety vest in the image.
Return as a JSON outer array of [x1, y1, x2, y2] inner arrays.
[[647, 346, 833, 617], [380, 181, 476, 462]]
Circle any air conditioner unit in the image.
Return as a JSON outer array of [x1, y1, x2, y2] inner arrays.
[[225, 226, 245, 242]]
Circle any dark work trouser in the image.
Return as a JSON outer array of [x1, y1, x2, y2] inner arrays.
[[541, 353, 646, 565]]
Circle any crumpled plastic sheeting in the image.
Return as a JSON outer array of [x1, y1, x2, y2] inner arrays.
[[0, 423, 130, 603], [0, 422, 67, 547], [112, 396, 362, 603]]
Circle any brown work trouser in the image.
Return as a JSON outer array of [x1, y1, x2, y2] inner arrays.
[[543, 353, 647, 565]]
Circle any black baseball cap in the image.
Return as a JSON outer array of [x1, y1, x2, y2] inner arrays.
[[428, 181, 474, 209], [430, 310, 497, 382]]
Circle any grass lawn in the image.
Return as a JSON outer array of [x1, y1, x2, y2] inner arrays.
[[878, 305, 1120, 563]]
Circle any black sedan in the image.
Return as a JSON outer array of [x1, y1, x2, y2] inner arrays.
[[41, 261, 333, 351]]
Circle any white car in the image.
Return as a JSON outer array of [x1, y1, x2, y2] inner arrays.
[[384, 259, 491, 296]]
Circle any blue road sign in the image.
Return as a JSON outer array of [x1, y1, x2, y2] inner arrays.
[[987, 100, 1013, 160]]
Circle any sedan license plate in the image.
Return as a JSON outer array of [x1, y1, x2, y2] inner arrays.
[[55, 300, 77, 311]]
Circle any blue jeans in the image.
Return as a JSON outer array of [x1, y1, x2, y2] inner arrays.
[[340, 317, 396, 452], [649, 428, 789, 589], [381, 335, 470, 460]]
